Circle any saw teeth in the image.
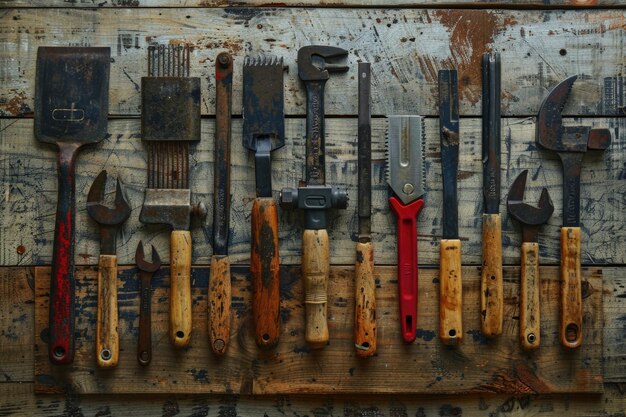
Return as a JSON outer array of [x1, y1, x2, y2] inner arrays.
[[384, 122, 390, 184], [244, 55, 282, 67], [421, 117, 426, 191]]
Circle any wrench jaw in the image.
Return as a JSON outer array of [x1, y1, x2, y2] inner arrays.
[[87, 171, 132, 227], [298, 46, 349, 80], [135, 241, 162, 273], [507, 170, 554, 242]]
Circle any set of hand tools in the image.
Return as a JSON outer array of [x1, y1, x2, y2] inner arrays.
[[34, 43, 610, 366]]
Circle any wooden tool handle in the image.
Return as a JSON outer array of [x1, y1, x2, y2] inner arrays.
[[520, 242, 540, 350], [302, 229, 330, 349], [209, 255, 231, 355], [439, 239, 463, 345], [480, 213, 503, 337], [49, 144, 79, 365], [251, 197, 281, 349], [560, 227, 583, 349], [170, 230, 192, 348], [354, 241, 376, 357], [96, 254, 119, 368]]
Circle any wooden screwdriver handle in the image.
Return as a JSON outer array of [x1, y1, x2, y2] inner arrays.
[[520, 242, 541, 350], [354, 241, 376, 357], [560, 227, 583, 349], [96, 254, 119, 368], [302, 229, 330, 349], [170, 230, 192, 348], [209, 255, 231, 355], [480, 213, 503, 337], [251, 197, 280, 349], [439, 239, 463, 345]]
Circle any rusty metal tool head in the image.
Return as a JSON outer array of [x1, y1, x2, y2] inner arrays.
[[135, 241, 162, 273], [536, 75, 610, 349], [35, 46, 111, 365], [507, 170, 554, 242], [506, 170, 553, 350], [87, 171, 131, 253], [536, 75, 610, 227], [135, 241, 161, 367], [298, 45, 349, 81]]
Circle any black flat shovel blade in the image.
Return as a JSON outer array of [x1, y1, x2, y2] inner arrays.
[[35, 47, 110, 145]]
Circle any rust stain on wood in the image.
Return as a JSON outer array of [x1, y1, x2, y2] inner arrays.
[[432, 10, 516, 104]]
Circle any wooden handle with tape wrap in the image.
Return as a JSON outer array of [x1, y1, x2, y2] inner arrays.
[[354, 241, 376, 357], [560, 227, 583, 349], [209, 255, 231, 355], [96, 254, 119, 368], [439, 239, 463, 345], [302, 229, 330, 349], [251, 197, 280, 349], [480, 213, 503, 337], [169, 230, 192, 348], [520, 242, 540, 350]]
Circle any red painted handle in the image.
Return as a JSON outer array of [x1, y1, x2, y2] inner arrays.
[[389, 196, 424, 343], [49, 143, 79, 365]]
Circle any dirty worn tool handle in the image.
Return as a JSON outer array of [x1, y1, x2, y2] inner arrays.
[[170, 230, 192, 349], [251, 197, 281, 349], [354, 241, 376, 357], [560, 227, 583, 349], [439, 239, 463, 345], [96, 254, 119, 368], [389, 197, 424, 344], [49, 143, 79, 365], [209, 255, 231, 355], [481, 213, 503, 337], [520, 242, 541, 350], [137, 270, 153, 366], [302, 229, 330, 349]]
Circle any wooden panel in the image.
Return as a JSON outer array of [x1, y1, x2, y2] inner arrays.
[[5, 383, 626, 417], [603, 268, 626, 384], [0, 1, 622, 7], [1, 8, 625, 117], [34, 265, 603, 395], [0, 267, 34, 382], [1, 117, 623, 267]]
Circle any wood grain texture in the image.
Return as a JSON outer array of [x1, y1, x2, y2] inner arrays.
[[481, 213, 503, 337], [1, 117, 623, 267], [1, 9, 626, 117], [0, 0, 621, 7], [208, 254, 231, 355], [439, 239, 463, 345], [560, 226, 583, 349], [520, 242, 541, 350], [96, 254, 119, 368], [33, 265, 603, 394], [5, 383, 626, 417], [250, 197, 280, 349], [302, 229, 330, 350], [354, 241, 376, 357], [170, 230, 192, 348]]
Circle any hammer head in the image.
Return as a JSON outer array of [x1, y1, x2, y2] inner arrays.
[[536, 75, 611, 153], [298, 46, 348, 81]]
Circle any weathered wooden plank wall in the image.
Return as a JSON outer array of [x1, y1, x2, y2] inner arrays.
[[1, 117, 623, 266], [0, 1, 625, 415], [1, 9, 626, 117]]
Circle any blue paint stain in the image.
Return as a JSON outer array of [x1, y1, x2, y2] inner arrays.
[[416, 328, 436, 341], [293, 345, 310, 354], [467, 329, 489, 345], [189, 368, 210, 384]]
